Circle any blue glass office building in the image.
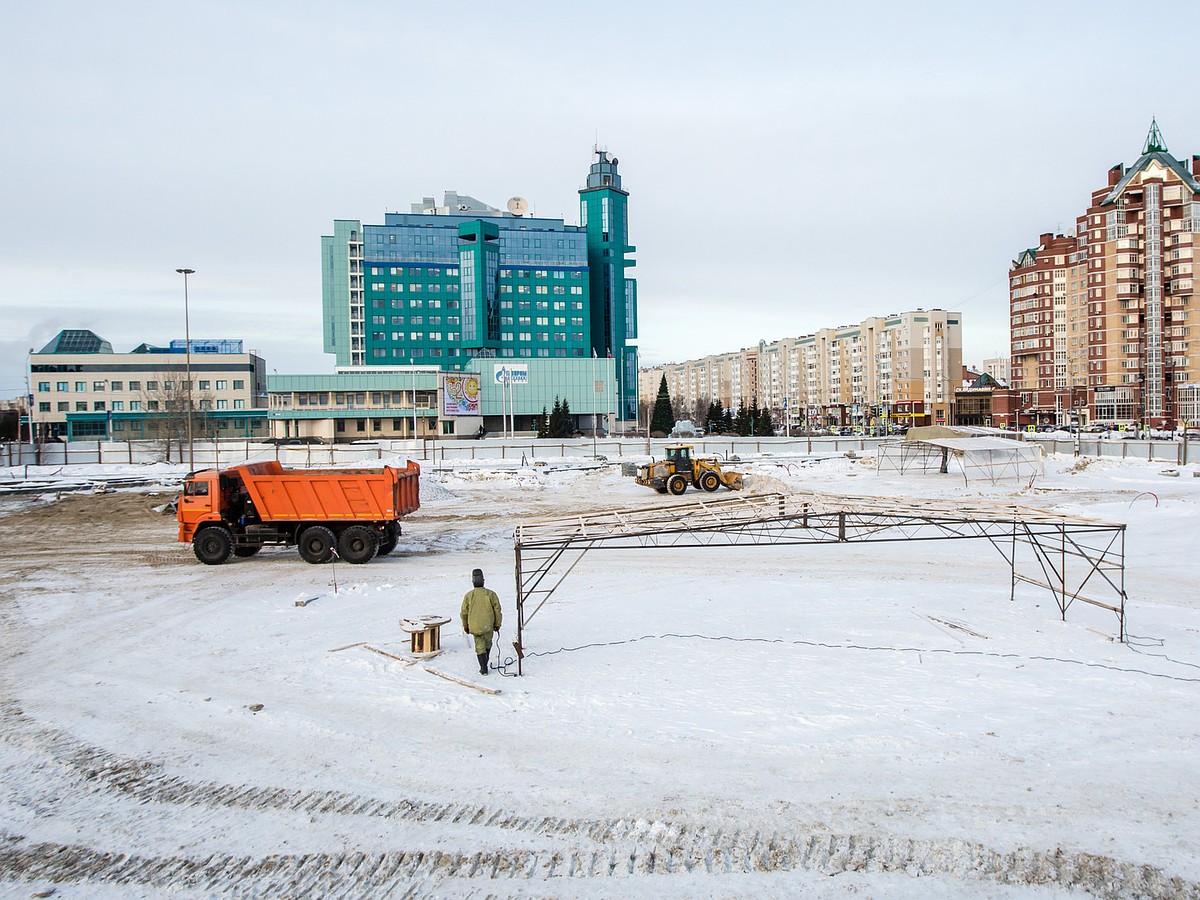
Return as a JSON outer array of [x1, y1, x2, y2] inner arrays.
[[322, 151, 638, 420]]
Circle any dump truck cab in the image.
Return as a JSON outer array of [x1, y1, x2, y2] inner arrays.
[[177, 470, 224, 541], [177, 469, 256, 543]]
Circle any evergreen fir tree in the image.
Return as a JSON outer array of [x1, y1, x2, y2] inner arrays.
[[556, 398, 574, 437], [705, 400, 723, 434], [722, 407, 734, 434], [756, 405, 775, 436], [650, 375, 675, 436], [734, 401, 750, 436], [536, 406, 549, 439], [549, 397, 565, 438]]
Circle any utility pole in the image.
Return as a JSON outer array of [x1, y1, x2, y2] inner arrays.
[[175, 268, 196, 471]]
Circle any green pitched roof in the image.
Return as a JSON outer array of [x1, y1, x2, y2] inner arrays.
[[1101, 120, 1200, 206]]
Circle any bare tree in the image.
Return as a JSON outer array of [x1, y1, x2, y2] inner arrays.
[[141, 377, 212, 463]]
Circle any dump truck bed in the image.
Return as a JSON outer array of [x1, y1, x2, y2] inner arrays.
[[235, 460, 421, 521]]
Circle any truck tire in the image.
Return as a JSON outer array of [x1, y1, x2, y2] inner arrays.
[[377, 524, 399, 557], [233, 545, 262, 558], [667, 474, 688, 495], [298, 525, 336, 564], [338, 525, 379, 564], [193, 526, 233, 565], [700, 472, 720, 492]]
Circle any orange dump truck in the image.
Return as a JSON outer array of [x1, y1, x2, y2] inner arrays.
[[177, 460, 421, 565]]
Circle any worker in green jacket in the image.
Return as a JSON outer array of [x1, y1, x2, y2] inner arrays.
[[461, 568, 503, 675]]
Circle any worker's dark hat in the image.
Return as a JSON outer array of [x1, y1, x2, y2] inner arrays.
[[472, 568, 484, 586]]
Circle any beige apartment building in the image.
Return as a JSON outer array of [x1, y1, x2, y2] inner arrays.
[[1009, 121, 1199, 427], [28, 330, 267, 441], [641, 309, 963, 430]]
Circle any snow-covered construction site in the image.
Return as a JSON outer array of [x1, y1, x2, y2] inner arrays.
[[2, 446, 1200, 898]]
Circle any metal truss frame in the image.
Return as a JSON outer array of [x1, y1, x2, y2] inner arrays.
[[875, 439, 1044, 486], [511, 491, 1127, 674]]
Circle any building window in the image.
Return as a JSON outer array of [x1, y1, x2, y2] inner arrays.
[[57, 402, 68, 412], [128, 380, 141, 391], [75, 382, 86, 392], [111, 401, 124, 411], [93, 381, 104, 391], [111, 381, 123, 391], [39, 402, 51, 412], [199, 381, 210, 390], [93, 401, 105, 411]]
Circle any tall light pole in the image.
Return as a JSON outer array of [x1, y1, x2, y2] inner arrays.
[[175, 268, 195, 470], [410, 358, 417, 442]]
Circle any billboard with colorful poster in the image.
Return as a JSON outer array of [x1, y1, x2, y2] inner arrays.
[[442, 374, 481, 416]]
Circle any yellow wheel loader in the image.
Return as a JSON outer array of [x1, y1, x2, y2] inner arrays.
[[635, 444, 745, 495]]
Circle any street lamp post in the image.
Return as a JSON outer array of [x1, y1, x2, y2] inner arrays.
[[175, 268, 195, 470], [410, 358, 417, 442]]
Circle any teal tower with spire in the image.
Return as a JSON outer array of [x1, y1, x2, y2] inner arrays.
[[579, 149, 638, 422]]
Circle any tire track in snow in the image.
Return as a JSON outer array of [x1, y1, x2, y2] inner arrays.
[[3, 830, 1199, 899], [2, 700, 1198, 898]]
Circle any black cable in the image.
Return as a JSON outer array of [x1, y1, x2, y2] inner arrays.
[[1123, 632, 1200, 672], [515, 632, 1200, 684]]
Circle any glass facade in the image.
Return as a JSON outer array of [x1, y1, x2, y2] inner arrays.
[[321, 153, 636, 417]]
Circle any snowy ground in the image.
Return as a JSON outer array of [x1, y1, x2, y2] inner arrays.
[[2, 451, 1199, 898]]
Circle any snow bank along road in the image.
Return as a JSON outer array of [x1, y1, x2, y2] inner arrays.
[[2, 456, 1200, 898]]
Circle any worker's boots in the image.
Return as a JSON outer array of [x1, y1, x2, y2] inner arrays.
[[477, 652, 489, 675]]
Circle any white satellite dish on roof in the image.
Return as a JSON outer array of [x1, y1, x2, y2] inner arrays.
[[507, 196, 528, 216]]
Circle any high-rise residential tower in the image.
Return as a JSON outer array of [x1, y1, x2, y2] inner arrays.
[[1009, 120, 1200, 427]]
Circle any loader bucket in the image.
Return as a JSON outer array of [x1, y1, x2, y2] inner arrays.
[[723, 472, 744, 491]]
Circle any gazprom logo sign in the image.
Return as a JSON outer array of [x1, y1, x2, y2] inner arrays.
[[493, 364, 528, 385]]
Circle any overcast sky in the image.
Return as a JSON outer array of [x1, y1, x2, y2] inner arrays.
[[2, 0, 1197, 399]]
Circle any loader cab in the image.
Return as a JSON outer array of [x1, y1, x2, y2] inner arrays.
[[664, 445, 692, 469]]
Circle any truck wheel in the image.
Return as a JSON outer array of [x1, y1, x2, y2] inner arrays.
[[700, 472, 720, 492], [298, 525, 336, 564], [667, 474, 688, 495], [193, 527, 233, 565], [377, 525, 398, 557], [233, 545, 262, 558], [338, 525, 379, 564]]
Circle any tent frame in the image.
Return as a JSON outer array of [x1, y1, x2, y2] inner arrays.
[[512, 492, 1126, 675]]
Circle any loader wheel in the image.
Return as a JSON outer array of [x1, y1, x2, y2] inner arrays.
[[233, 545, 262, 558], [700, 472, 720, 492], [655, 486, 668, 494], [298, 525, 336, 564], [338, 525, 379, 564], [193, 526, 233, 566], [667, 474, 688, 495]]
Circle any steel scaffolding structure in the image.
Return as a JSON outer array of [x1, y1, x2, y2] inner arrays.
[[511, 491, 1127, 674]]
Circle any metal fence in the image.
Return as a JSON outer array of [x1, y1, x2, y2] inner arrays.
[[0, 436, 888, 470], [1, 434, 1194, 471]]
